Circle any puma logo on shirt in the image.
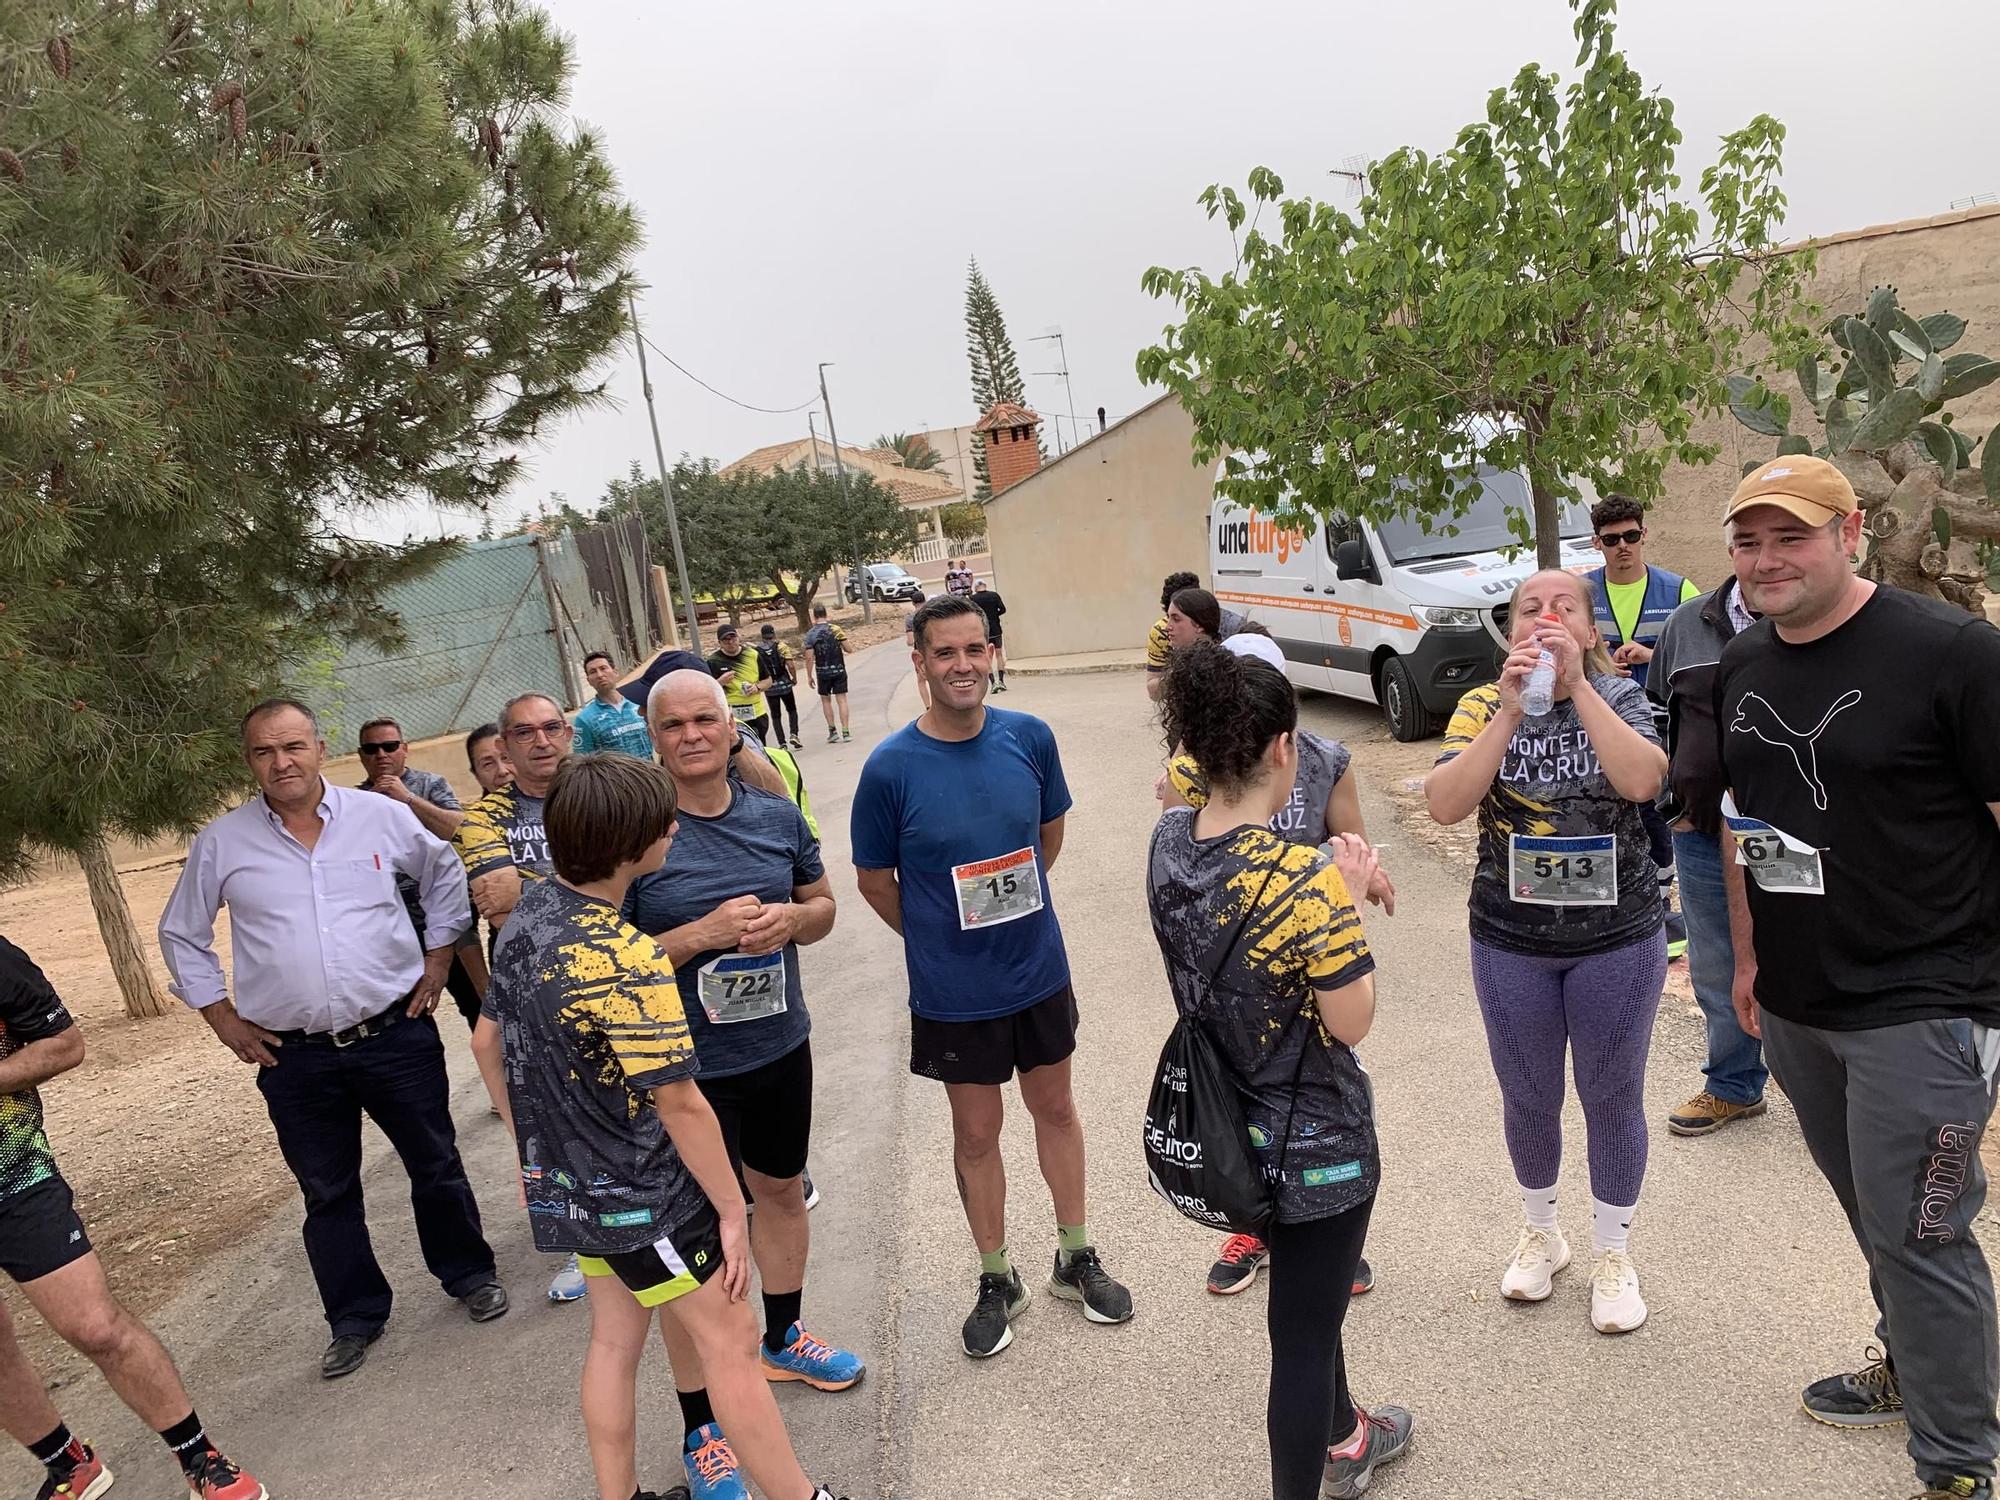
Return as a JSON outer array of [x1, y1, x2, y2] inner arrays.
[[1728, 689, 1862, 811]]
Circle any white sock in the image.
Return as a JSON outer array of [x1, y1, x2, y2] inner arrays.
[[1519, 1181, 1558, 1232], [1592, 1198, 1635, 1254]]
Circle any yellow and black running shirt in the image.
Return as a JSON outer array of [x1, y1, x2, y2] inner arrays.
[[482, 878, 705, 1255], [0, 938, 71, 1202], [1145, 616, 1173, 674], [1146, 811, 1379, 1223], [454, 782, 550, 882], [706, 646, 767, 720], [1435, 677, 1663, 956]]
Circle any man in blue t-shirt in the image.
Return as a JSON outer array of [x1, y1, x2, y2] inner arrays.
[[574, 651, 655, 758], [852, 596, 1133, 1361], [622, 668, 863, 1447]]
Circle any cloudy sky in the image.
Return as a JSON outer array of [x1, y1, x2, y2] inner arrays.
[[375, 0, 1999, 539]]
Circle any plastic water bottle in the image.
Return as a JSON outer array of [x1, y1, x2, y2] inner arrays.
[[1519, 611, 1560, 717]]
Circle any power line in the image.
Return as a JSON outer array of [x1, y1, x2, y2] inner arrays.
[[637, 333, 820, 415]]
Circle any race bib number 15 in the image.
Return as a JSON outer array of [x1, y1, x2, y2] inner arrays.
[[951, 847, 1044, 930]]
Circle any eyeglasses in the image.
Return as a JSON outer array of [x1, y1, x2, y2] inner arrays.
[[505, 720, 574, 745], [358, 740, 403, 755], [1597, 528, 1644, 547]]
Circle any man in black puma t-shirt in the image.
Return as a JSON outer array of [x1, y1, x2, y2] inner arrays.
[[1715, 455, 2000, 1500]]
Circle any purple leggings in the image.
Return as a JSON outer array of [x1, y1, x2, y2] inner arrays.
[[1469, 932, 1667, 1204]]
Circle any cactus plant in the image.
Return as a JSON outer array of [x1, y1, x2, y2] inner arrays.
[[1729, 284, 2000, 613]]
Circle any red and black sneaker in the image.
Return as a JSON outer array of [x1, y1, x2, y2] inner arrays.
[[184, 1449, 267, 1500], [1352, 1256, 1376, 1297], [36, 1442, 112, 1500], [1205, 1233, 1270, 1295]]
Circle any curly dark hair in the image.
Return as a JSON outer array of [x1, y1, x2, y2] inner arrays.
[[1589, 493, 1645, 533], [1161, 639, 1297, 796], [1159, 570, 1200, 611], [1168, 586, 1222, 639]]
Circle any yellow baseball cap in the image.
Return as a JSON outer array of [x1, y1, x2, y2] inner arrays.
[[1724, 455, 1858, 526]]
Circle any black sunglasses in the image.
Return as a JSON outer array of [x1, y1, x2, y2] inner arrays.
[[1596, 528, 1644, 547], [359, 739, 404, 755]]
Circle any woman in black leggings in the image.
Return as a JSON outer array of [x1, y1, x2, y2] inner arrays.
[[1146, 639, 1415, 1500]]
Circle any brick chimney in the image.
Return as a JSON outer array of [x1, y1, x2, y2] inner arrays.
[[974, 400, 1043, 496]]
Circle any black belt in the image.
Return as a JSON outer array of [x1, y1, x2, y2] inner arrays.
[[276, 1002, 407, 1049]]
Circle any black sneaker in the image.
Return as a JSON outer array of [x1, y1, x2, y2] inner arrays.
[[639, 1489, 691, 1500], [1914, 1479, 1994, 1499], [1351, 1255, 1375, 1296], [963, 1269, 1029, 1358], [1803, 1346, 1904, 1427], [1048, 1246, 1134, 1324]]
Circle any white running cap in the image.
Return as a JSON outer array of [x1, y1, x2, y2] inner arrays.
[[1223, 633, 1286, 673]]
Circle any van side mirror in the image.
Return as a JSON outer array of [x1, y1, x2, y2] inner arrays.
[[1333, 538, 1371, 581]]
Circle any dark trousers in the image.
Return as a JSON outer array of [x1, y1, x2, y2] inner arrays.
[[766, 689, 800, 741], [1266, 1197, 1375, 1500], [256, 1013, 496, 1338], [444, 952, 482, 1030], [1763, 1011, 2000, 1482]]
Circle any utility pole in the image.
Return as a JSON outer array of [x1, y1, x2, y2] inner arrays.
[[807, 411, 823, 472], [817, 362, 873, 625], [628, 289, 702, 653]]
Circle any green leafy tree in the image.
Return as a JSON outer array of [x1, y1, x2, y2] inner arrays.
[[594, 460, 917, 631], [1137, 0, 1813, 568], [0, 0, 640, 1015], [1726, 285, 2000, 612], [965, 257, 1035, 499], [937, 500, 987, 547], [872, 431, 943, 471]]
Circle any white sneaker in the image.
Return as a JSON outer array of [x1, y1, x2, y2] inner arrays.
[[1589, 1249, 1647, 1333], [1500, 1225, 1570, 1302]]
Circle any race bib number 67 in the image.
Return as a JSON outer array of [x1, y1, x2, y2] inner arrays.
[[951, 847, 1045, 930]]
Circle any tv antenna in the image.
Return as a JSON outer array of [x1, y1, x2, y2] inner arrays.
[[1327, 154, 1368, 199]]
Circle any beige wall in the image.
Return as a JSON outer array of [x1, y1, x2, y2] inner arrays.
[[984, 395, 1220, 659], [1649, 206, 2000, 588]]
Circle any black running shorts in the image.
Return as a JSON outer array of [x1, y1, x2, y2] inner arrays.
[[816, 671, 849, 698], [910, 985, 1078, 1086], [0, 1176, 93, 1284], [575, 1202, 725, 1308], [699, 1040, 812, 1181]]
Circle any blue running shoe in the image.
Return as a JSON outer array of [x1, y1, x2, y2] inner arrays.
[[683, 1424, 749, 1500], [760, 1321, 865, 1391], [547, 1253, 586, 1303]]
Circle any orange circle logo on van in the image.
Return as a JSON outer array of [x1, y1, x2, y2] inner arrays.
[[1338, 616, 1353, 646]]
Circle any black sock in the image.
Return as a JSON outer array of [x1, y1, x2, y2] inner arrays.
[[677, 1386, 715, 1441], [28, 1423, 77, 1471], [762, 1290, 803, 1352], [159, 1411, 210, 1476]]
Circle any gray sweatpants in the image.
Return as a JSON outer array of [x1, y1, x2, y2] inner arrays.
[[1763, 1011, 2000, 1482]]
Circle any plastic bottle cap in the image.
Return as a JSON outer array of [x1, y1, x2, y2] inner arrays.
[[1539, 612, 1559, 623]]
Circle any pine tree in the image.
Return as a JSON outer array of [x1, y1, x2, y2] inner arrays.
[[0, 0, 641, 1016], [964, 257, 1031, 499]]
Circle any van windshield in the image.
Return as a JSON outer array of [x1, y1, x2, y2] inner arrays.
[[1374, 468, 1591, 564]]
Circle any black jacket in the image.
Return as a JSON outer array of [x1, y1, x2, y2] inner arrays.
[[1647, 579, 1750, 838]]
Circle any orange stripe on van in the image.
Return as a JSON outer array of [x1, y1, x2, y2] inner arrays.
[[1214, 590, 1421, 631]]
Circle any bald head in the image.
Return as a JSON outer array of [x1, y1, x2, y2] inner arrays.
[[647, 668, 734, 787]]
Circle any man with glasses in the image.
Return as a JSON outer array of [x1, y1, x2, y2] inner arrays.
[[452, 692, 591, 1305], [356, 718, 485, 1031], [1584, 495, 1699, 958], [159, 700, 506, 1381]]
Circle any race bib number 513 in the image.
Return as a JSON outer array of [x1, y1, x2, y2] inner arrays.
[[951, 847, 1044, 930]]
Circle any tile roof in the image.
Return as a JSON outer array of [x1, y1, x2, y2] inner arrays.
[[973, 400, 1041, 432], [717, 435, 963, 507]]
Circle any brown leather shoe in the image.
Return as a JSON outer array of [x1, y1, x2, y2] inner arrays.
[[1667, 1090, 1768, 1137]]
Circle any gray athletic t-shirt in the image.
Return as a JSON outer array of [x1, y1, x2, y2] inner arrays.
[[1166, 731, 1352, 848], [622, 784, 823, 1078]]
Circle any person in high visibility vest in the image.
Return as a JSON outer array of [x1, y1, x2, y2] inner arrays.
[[1584, 495, 1700, 960]]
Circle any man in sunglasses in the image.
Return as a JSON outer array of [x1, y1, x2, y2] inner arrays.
[[1584, 495, 1700, 959]]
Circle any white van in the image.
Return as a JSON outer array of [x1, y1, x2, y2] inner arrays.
[[1209, 465, 1603, 740]]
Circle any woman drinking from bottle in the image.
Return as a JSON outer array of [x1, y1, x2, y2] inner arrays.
[[1424, 569, 1668, 1334], [1147, 639, 1413, 1500]]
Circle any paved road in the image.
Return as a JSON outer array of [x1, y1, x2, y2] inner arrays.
[[8, 643, 1983, 1498]]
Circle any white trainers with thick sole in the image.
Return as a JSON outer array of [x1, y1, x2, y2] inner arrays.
[[1500, 1226, 1571, 1302], [1589, 1249, 1647, 1333]]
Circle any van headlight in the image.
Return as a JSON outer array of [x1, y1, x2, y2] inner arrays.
[[1416, 606, 1483, 630]]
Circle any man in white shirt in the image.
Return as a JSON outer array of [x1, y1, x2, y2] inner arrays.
[[158, 699, 507, 1382]]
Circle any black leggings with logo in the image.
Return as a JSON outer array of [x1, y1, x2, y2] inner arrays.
[[1266, 1197, 1375, 1500]]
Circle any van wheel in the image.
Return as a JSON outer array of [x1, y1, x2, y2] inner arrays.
[[1380, 656, 1443, 742]]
